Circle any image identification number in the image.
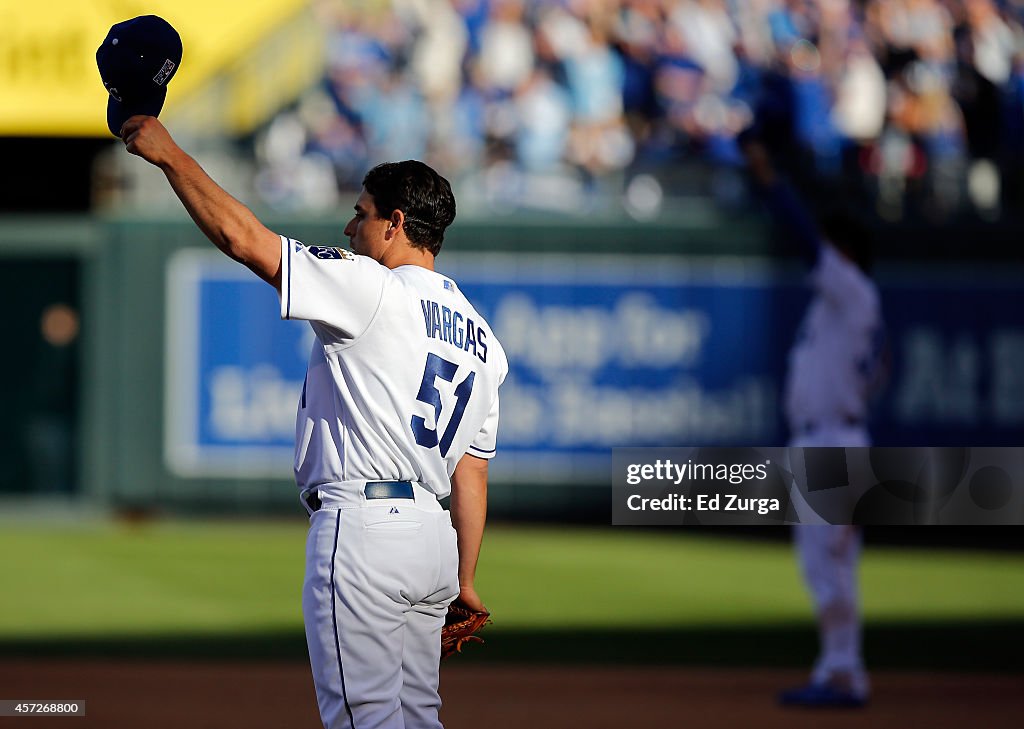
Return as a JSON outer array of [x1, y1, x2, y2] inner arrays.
[[15, 703, 79, 714]]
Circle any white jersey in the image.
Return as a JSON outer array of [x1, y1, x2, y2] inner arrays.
[[784, 243, 883, 429], [277, 236, 507, 498]]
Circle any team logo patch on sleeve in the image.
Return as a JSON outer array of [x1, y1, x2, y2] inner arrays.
[[307, 246, 355, 261]]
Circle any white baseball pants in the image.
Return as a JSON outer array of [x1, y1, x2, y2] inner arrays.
[[790, 426, 870, 697], [302, 487, 460, 729]]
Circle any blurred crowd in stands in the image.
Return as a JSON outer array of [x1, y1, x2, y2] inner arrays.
[[254, 0, 1024, 220]]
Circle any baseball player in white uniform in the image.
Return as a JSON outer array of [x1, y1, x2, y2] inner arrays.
[[741, 136, 884, 708], [120, 116, 507, 729]]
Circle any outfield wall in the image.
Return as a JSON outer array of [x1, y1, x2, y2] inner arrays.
[[1, 215, 1021, 517]]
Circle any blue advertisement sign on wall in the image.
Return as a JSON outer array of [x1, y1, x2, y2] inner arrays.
[[440, 255, 803, 481], [165, 251, 309, 477], [164, 250, 1024, 481]]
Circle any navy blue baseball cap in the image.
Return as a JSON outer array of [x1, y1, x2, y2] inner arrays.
[[96, 15, 182, 137]]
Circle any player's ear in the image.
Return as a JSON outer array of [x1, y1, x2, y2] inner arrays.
[[387, 209, 405, 239]]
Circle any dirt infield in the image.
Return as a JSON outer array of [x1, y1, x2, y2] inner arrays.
[[0, 660, 1019, 729]]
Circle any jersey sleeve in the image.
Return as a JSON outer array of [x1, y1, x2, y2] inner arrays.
[[278, 236, 388, 339], [467, 392, 500, 460]]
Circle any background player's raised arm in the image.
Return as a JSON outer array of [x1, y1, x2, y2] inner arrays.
[[738, 133, 822, 268], [120, 115, 282, 288]]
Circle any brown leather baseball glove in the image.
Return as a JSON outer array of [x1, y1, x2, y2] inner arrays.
[[441, 597, 491, 659]]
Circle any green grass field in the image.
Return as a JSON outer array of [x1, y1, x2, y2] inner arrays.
[[2, 521, 1022, 638]]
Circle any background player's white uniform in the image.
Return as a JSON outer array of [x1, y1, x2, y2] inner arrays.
[[784, 243, 882, 702], [279, 237, 507, 729]]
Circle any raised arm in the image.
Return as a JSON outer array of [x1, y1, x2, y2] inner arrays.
[[449, 452, 489, 611], [739, 135, 821, 268], [120, 115, 282, 288]]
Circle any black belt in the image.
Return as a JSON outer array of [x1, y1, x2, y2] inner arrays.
[[304, 481, 416, 512]]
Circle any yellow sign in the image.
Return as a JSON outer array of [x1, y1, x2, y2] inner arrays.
[[0, 0, 313, 137]]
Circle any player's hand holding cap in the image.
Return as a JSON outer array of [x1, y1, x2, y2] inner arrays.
[[96, 15, 182, 138]]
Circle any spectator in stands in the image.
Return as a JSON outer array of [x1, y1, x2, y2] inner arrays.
[[248, 0, 1024, 223]]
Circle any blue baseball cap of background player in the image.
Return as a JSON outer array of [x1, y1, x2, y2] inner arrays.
[[96, 16, 182, 137]]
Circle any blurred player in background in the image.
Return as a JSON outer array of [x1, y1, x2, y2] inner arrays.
[[740, 133, 887, 708]]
